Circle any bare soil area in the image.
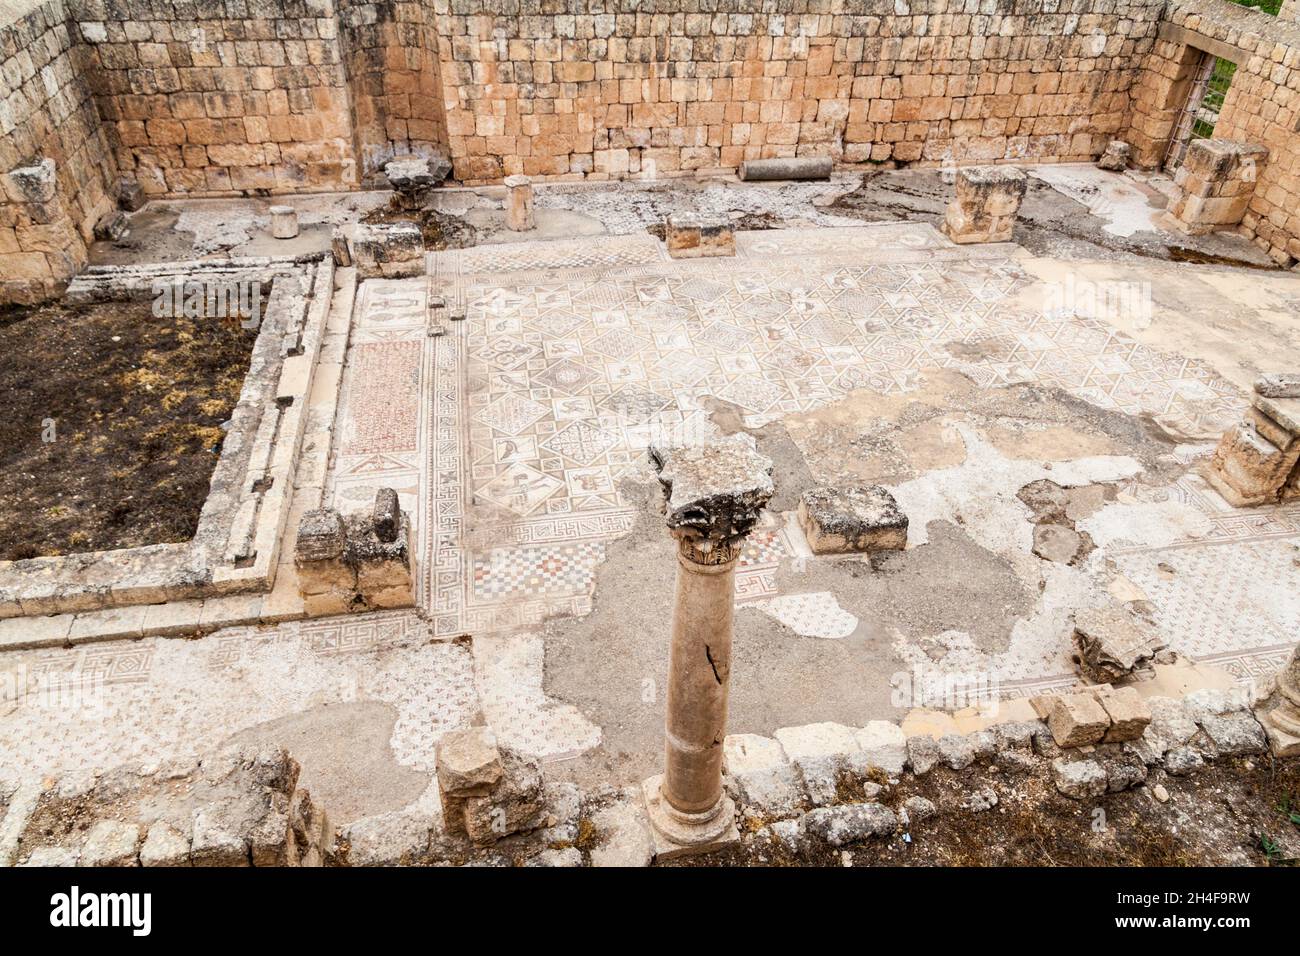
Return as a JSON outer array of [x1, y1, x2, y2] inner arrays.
[[0, 299, 256, 560]]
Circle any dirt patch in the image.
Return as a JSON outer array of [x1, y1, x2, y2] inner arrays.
[[668, 757, 1300, 867], [0, 299, 257, 560], [361, 198, 479, 249]]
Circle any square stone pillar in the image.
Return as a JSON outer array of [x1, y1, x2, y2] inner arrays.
[[1170, 139, 1268, 235], [941, 166, 1027, 244], [504, 175, 534, 231], [642, 435, 773, 860]]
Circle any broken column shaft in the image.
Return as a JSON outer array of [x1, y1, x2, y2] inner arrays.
[[644, 434, 773, 858]]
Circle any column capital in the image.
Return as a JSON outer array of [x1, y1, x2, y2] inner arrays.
[[649, 434, 775, 554]]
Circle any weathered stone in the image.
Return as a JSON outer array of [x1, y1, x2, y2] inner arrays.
[[190, 805, 250, 866], [20, 846, 80, 866], [906, 734, 942, 775], [941, 165, 1027, 244], [343, 222, 424, 279], [1046, 693, 1111, 748], [901, 795, 937, 824], [723, 734, 806, 817], [1255, 373, 1300, 399], [774, 722, 859, 805], [1051, 758, 1108, 799], [800, 803, 897, 846], [1171, 139, 1269, 235], [797, 485, 908, 555], [961, 787, 999, 812], [116, 176, 145, 212], [1097, 686, 1152, 743], [854, 721, 908, 777], [589, 792, 653, 868], [1163, 746, 1204, 776], [139, 821, 191, 867], [650, 435, 775, 551], [459, 748, 546, 846], [1096, 139, 1131, 171], [1099, 748, 1148, 792], [341, 809, 432, 866], [937, 732, 980, 770], [436, 727, 504, 799], [94, 210, 128, 242], [1199, 712, 1267, 756], [1073, 606, 1166, 684], [665, 213, 735, 259], [504, 174, 535, 231], [5, 158, 57, 204], [270, 205, 299, 239], [385, 155, 446, 210], [373, 487, 401, 542], [80, 820, 141, 866], [1265, 645, 1300, 757]]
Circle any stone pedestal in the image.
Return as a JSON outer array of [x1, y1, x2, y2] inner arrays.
[[334, 222, 423, 278], [505, 174, 534, 231], [665, 213, 735, 259], [1170, 139, 1268, 235], [384, 155, 448, 211], [270, 205, 299, 239], [643, 435, 774, 859], [940, 165, 1027, 244], [1204, 388, 1300, 507]]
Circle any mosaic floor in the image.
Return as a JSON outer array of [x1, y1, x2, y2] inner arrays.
[[322, 222, 1298, 760]]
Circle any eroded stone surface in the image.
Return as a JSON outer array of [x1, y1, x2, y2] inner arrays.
[[797, 485, 908, 555]]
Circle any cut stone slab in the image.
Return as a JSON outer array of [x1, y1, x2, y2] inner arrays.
[[1097, 686, 1152, 743], [139, 822, 192, 867], [1046, 693, 1111, 748], [435, 727, 503, 797], [665, 213, 735, 259], [1255, 373, 1300, 399], [1073, 606, 1166, 684], [1199, 712, 1268, 756], [854, 721, 907, 777], [797, 485, 908, 555], [773, 722, 860, 805]]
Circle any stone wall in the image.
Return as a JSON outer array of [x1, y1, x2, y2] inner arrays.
[[336, 0, 449, 181], [0, 0, 117, 303], [431, 0, 1167, 183], [1126, 0, 1300, 266], [70, 0, 358, 196]]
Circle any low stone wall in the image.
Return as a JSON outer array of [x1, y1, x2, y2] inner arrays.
[[2, 747, 332, 866], [0, 0, 117, 304], [1126, 0, 1300, 265], [0, 256, 335, 634]]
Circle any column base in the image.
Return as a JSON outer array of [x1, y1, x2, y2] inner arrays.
[[1264, 713, 1300, 757], [641, 775, 740, 862]]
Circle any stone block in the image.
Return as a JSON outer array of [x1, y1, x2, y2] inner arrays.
[[1097, 139, 1131, 171], [1096, 686, 1152, 742], [797, 485, 908, 555], [941, 165, 1027, 244], [4, 158, 57, 204], [1204, 410, 1300, 506], [436, 727, 503, 799], [504, 174, 535, 231], [81, 820, 141, 866], [1046, 693, 1111, 748], [345, 223, 423, 279], [723, 733, 806, 817], [93, 211, 128, 242], [1072, 606, 1166, 684], [665, 213, 735, 259], [1051, 758, 1108, 799]]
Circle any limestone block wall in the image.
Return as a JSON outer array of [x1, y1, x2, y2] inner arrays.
[[335, 0, 449, 181], [430, 0, 1167, 183], [0, 0, 117, 304], [1126, 0, 1300, 266], [69, 0, 358, 196]]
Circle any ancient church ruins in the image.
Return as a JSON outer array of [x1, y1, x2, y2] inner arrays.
[[2, 0, 1300, 871]]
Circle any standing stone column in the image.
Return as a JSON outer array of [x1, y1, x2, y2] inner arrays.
[[642, 435, 774, 859], [504, 174, 534, 231]]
